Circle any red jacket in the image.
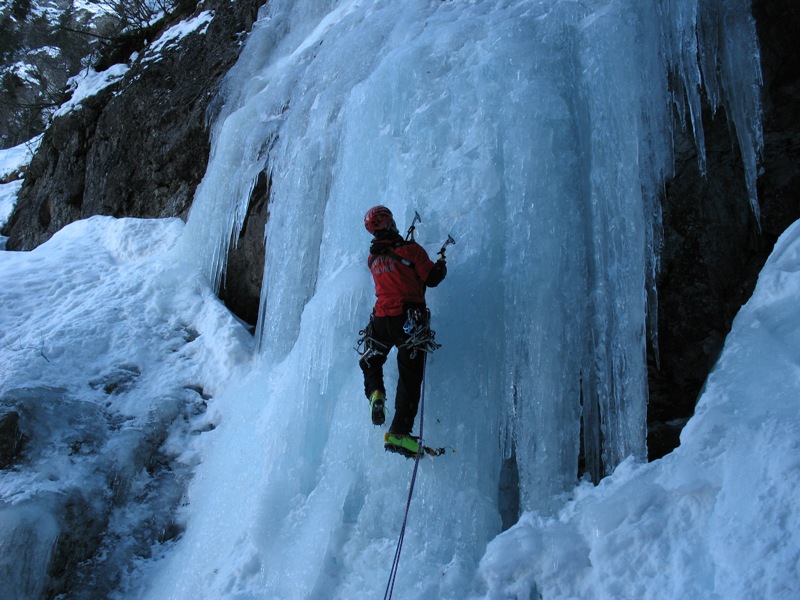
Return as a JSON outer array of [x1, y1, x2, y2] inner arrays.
[[368, 237, 445, 317]]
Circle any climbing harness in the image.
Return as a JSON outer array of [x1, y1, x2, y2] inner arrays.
[[384, 353, 428, 600], [356, 308, 441, 362]]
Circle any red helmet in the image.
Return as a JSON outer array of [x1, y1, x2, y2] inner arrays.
[[364, 205, 396, 234]]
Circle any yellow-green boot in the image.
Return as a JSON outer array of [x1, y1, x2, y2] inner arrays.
[[384, 432, 420, 457], [369, 390, 386, 426]]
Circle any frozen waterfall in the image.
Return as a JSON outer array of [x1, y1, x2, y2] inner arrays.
[[152, 0, 763, 597]]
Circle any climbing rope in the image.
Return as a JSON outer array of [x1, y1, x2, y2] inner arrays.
[[384, 353, 428, 600]]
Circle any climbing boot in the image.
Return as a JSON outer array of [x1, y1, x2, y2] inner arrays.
[[384, 432, 421, 458], [369, 390, 386, 426]]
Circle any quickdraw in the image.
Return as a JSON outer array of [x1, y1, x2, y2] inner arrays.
[[355, 317, 388, 366], [400, 308, 441, 358]]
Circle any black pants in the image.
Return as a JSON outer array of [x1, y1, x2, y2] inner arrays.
[[359, 314, 424, 435]]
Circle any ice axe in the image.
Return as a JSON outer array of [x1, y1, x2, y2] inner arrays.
[[438, 234, 455, 259], [406, 210, 422, 241]]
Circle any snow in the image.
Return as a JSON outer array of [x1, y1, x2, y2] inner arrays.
[[5, 60, 41, 85], [2, 211, 798, 599], [142, 10, 215, 64], [73, 1, 116, 16], [0, 180, 22, 237], [53, 63, 130, 118], [0, 217, 253, 597], [34, 46, 61, 59], [48, 9, 215, 119], [1, 0, 795, 599], [0, 136, 41, 182], [0, 135, 41, 248]]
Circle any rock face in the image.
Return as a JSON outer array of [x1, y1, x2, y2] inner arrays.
[[2, 0, 264, 251], [1, 0, 798, 460], [218, 170, 270, 327], [648, 0, 800, 459], [0, 411, 23, 468]]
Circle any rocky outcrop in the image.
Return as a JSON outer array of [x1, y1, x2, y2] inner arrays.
[[2, 0, 264, 251], [0, 411, 23, 468], [218, 170, 270, 327]]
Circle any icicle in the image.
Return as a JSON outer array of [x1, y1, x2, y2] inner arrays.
[[701, 0, 764, 222]]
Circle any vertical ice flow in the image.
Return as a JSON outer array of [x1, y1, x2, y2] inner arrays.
[[157, 0, 763, 596]]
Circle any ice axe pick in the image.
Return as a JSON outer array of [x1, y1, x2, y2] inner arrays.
[[406, 211, 422, 241], [438, 234, 455, 259]]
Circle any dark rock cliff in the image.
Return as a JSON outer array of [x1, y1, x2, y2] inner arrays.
[[647, 0, 800, 459], [2, 0, 264, 250], [2, 0, 799, 461]]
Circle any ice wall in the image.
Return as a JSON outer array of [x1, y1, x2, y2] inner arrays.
[[155, 0, 762, 597]]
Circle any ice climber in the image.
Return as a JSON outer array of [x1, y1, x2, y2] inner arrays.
[[359, 205, 447, 456]]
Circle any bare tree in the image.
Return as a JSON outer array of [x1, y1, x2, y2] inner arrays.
[[109, 0, 182, 33]]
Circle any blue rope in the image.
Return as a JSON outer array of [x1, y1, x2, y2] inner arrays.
[[384, 354, 427, 600]]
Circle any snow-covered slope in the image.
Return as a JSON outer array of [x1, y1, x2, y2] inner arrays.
[[0, 136, 40, 244], [477, 219, 800, 598], [0, 217, 252, 597], [2, 211, 797, 599]]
